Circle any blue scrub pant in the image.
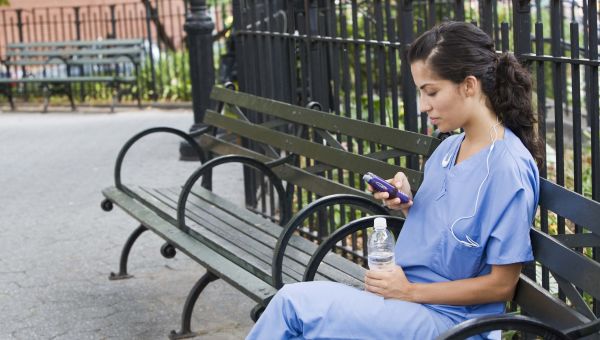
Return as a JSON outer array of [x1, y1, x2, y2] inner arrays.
[[246, 281, 456, 340]]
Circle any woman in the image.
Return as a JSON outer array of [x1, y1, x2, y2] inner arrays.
[[246, 21, 544, 340]]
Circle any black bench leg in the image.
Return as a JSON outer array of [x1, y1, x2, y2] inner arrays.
[[250, 304, 266, 322], [169, 271, 219, 340], [109, 224, 148, 280]]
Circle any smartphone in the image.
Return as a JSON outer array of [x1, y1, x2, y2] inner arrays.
[[362, 172, 411, 203]]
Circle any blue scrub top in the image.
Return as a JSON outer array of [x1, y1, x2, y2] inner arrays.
[[396, 127, 539, 323]]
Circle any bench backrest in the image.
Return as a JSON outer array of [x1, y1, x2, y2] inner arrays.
[[203, 86, 600, 330], [3, 39, 144, 74], [515, 180, 600, 329], [204, 86, 439, 200]]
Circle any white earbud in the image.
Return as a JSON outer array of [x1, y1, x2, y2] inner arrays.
[[441, 152, 452, 168]]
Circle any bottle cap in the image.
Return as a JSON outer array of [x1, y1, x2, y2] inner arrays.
[[374, 217, 387, 230]]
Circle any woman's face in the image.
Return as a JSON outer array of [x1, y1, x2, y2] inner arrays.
[[410, 60, 469, 133]]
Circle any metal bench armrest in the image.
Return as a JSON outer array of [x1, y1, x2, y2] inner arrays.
[[113, 127, 206, 190], [436, 314, 572, 340], [564, 318, 600, 339], [176, 155, 289, 232], [302, 215, 405, 282], [272, 194, 388, 289]]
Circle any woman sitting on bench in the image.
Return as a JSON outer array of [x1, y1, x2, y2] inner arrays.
[[247, 21, 545, 340]]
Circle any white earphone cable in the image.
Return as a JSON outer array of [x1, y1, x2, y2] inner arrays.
[[449, 119, 501, 248]]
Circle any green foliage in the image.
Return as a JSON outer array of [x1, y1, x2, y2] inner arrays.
[[139, 50, 192, 101], [0, 0, 10, 6]]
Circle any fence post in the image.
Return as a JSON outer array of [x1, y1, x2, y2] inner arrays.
[[479, 0, 493, 37], [512, 0, 532, 58], [144, 0, 158, 101], [400, 0, 419, 170], [73, 7, 85, 101], [180, 0, 215, 160], [109, 4, 117, 39], [16, 9, 28, 100]]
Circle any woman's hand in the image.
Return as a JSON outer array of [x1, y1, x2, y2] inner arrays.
[[367, 172, 413, 216], [364, 266, 415, 301]]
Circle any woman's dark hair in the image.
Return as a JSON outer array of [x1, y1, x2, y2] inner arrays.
[[408, 21, 545, 169]]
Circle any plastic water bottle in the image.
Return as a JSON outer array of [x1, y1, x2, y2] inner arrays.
[[367, 217, 395, 271]]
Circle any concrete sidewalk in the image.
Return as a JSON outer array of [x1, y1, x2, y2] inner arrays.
[[0, 110, 255, 339]]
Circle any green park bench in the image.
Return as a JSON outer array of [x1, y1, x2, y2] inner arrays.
[[0, 39, 143, 112], [101, 85, 600, 339]]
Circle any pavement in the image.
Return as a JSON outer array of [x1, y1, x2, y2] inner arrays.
[[0, 107, 255, 339]]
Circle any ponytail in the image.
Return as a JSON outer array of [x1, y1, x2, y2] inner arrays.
[[491, 53, 545, 169]]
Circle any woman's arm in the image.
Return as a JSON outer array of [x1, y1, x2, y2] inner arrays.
[[364, 263, 522, 305]]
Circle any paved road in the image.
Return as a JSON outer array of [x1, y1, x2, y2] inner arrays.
[[0, 109, 255, 339]]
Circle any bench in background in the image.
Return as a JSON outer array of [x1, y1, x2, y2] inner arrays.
[[0, 39, 143, 112]]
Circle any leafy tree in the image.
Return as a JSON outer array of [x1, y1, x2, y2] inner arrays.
[[0, 0, 9, 6]]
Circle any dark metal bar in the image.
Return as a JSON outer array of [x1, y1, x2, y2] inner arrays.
[[339, 6, 357, 207], [501, 22, 509, 52], [588, 0, 600, 317], [492, 0, 499, 47], [550, 0, 566, 302], [110, 5, 117, 38], [427, 0, 435, 28], [15, 9, 28, 100], [154, 1, 166, 102], [551, 0, 566, 237], [400, 0, 418, 169], [479, 0, 493, 36], [385, 0, 399, 131], [145, 1, 158, 101], [535, 21, 550, 292], [375, 0, 386, 127], [184, 0, 215, 130], [454, 0, 465, 21], [513, 0, 532, 57], [351, 0, 364, 163], [570, 22, 582, 244]]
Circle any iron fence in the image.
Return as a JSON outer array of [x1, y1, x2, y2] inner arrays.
[[231, 0, 600, 315]]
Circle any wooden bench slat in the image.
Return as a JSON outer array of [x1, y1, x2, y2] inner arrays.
[[531, 229, 600, 300], [540, 178, 600, 236], [553, 233, 600, 248], [203, 110, 424, 189], [210, 86, 440, 156], [197, 134, 374, 199], [102, 186, 277, 303], [515, 275, 591, 329]]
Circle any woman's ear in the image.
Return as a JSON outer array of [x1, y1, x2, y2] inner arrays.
[[462, 75, 479, 97]]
